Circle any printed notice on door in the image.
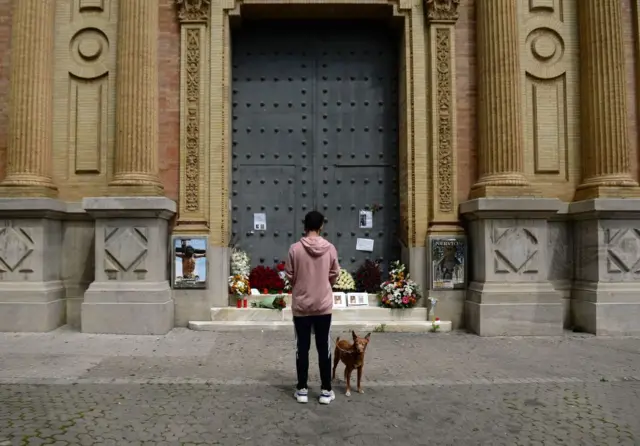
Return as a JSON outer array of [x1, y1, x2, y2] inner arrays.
[[253, 213, 267, 231], [359, 210, 373, 229], [356, 238, 374, 252]]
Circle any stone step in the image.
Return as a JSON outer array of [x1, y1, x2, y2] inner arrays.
[[211, 307, 430, 322], [189, 320, 451, 333]]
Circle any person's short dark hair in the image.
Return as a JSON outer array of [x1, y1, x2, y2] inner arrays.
[[304, 211, 325, 232]]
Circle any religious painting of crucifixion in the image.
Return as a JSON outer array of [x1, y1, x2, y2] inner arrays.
[[171, 236, 208, 289]]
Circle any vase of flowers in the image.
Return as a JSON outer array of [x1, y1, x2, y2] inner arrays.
[[378, 261, 421, 309], [228, 274, 250, 308]]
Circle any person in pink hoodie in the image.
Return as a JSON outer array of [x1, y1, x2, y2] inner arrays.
[[285, 210, 340, 405]]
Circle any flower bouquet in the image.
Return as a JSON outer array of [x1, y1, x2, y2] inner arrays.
[[276, 261, 292, 293], [230, 248, 251, 277], [251, 295, 287, 310], [354, 259, 382, 293], [249, 265, 285, 294], [228, 274, 250, 308], [378, 260, 421, 309], [333, 269, 356, 292]]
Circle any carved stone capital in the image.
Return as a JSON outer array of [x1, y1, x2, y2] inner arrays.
[[425, 0, 460, 23], [176, 0, 211, 23]]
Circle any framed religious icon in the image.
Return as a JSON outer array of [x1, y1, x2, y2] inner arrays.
[[172, 236, 208, 289], [429, 236, 466, 290]]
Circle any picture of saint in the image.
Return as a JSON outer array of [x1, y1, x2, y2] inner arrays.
[[431, 238, 465, 289], [350, 295, 356, 304], [173, 238, 207, 289], [334, 295, 341, 305]]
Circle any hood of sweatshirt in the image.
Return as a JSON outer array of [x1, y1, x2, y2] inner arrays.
[[300, 236, 332, 257]]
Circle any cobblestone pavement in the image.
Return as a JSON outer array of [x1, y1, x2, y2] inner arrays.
[[0, 328, 639, 445]]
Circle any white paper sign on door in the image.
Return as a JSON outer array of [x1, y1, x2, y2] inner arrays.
[[253, 213, 267, 231], [359, 210, 373, 229], [356, 238, 374, 252]]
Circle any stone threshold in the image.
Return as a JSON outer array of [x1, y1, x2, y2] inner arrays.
[[188, 320, 451, 333]]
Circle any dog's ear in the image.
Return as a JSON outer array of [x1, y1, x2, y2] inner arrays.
[[364, 333, 371, 341], [352, 330, 358, 341]]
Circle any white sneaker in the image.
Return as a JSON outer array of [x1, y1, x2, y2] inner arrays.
[[318, 389, 335, 405], [294, 388, 308, 403]]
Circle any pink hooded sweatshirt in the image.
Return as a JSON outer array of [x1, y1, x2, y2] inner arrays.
[[285, 236, 340, 317]]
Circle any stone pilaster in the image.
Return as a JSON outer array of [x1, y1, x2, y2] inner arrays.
[[424, 1, 466, 327], [174, 0, 210, 234], [574, 0, 639, 201], [425, 0, 462, 234], [469, 0, 533, 198], [0, 0, 57, 197], [109, 0, 163, 196]]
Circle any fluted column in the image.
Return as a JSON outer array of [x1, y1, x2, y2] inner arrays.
[[0, 0, 57, 197], [110, 0, 163, 196], [469, 0, 533, 198], [574, 0, 639, 201]]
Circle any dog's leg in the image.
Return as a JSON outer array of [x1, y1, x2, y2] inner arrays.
[[332, 347, 340, 381], [345, 367, 352, 396], [357, 366, 364, 394]]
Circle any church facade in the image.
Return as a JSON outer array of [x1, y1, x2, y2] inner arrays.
[[1, 0, 640, 336]]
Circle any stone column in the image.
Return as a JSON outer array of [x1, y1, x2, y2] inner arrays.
[[574, 0, 639, 201], [0, 0, 57, 197], [109, 0, 163, 196], [567, 0, 640, 337], [82, 1, 176, 335], [469, 0, 532, 199]]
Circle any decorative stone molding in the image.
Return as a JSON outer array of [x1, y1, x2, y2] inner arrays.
[[175, 0, 210, 234], [425, 0, 460, 236], [425, 0, 460, 23], [176, 0, 211, 23], [52, 0, 118, 201]]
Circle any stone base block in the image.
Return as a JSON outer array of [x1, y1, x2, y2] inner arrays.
[[0, 281, 65, 332], [82, 282, 174, 335], [211, 307, 429, 323], [572, 284, 640, 336], [189, 320, 451, 333], [466, 283, 563, 336], [0, 299, 65, 332], [465, 301, 564, 336]]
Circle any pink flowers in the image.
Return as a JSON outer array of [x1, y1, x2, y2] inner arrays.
[[401, 296, 409, 304]]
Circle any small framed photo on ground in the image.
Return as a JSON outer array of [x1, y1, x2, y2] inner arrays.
[[347, 292, 369, 307], [172, 236, 208, 289], [333, 292, 347, 308]]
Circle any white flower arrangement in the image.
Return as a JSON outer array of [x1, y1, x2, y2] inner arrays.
[[378, 261, 421, 308], [230, 248, 251, 278], [333, 269, 356, 292]]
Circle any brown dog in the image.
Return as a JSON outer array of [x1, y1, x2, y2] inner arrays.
[[332, 331, 371, 396]]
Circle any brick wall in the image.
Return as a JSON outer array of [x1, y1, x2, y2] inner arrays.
[[0, 0, 638, 202], [455, 0, 476, 203], [158, 0, 181, 201]]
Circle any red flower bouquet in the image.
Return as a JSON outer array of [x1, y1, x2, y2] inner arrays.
[[354, 260, 382, 293], [249, 265, 285, 294]]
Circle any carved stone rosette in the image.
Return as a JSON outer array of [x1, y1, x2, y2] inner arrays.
[[176, 0, 211, 23], [425, 0, 460, 23], [175, 0, 210, 233], [425, 0, 461, 234]]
